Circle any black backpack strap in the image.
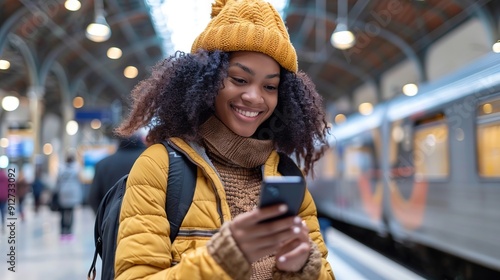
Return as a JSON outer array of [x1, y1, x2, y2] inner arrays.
[[162, 140, 197, 243], [277, 152, 304, 178], [277, 152, 306, 211]]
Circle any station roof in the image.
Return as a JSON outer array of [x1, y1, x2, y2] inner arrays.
[[286, 0, 499, 101], [0, 0, 498, 119], [0, 0, 165, 117]]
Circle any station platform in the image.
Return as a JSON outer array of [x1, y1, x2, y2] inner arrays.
[[0, 201, 425, 280]]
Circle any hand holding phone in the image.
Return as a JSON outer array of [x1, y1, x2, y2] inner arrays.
[[258, 176, 305, 222]]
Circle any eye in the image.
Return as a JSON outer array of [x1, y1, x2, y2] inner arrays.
[[265, 85, 278, 91], [231, 77, 246, 84]]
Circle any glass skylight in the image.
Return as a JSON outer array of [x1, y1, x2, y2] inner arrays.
[[146, 0, 290, 55]]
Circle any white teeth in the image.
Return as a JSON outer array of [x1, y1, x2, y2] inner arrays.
[[234, 107, 259, 117]]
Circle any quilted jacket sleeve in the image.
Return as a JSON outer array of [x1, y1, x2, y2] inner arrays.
[[114, 145, 232, 280], [272, 189, 335, 280]]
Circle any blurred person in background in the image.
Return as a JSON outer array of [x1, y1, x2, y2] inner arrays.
[[0, 169, 8, 232], [87, 135, 146, 214], [55, 154, 83, 241], [16, 174, 29, 221], [31, 169, 46, 213]]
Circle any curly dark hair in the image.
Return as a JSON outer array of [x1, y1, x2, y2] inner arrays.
[[116, 50, 329, 175]]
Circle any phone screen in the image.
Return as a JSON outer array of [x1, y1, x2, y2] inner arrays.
[[258, 176, 305, 222]]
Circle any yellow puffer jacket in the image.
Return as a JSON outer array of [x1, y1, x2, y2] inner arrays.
[[115, 137, 334, 279]]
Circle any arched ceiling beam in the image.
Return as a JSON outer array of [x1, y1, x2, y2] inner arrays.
[[50, 63, 74, 144], [39, 9, 160, 91], [348, 0, 372, 23], [314, 79, 345, 101], [454, 0, 497, 45], [287, 3, 407, 65], [9, 1, 126, 94], [289, 1, 316, 51], [0, 6, 31, 55], [0, 48, 29, 89], [1, 3, 163, 99], [51, 62, 70, 105], [286, 7, 425, 83], [88, 81, 111, 105], [107, 0, 155, 66], [8, 34, 39, 88], [412, 0, 494, 51], [40, 10, 162, 88], [69, 36, 162, 94], [71, 80, 90, 100], [300, 46, 376, 87]]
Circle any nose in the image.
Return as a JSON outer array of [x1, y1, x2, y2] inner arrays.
[[241, 86, 264, 105]]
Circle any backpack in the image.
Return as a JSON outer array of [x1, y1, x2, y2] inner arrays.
[[87, 141, 197, 280], [86, 140, 303, 280]]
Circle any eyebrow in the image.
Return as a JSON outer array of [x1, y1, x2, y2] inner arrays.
[[232, 62, 280, 79]]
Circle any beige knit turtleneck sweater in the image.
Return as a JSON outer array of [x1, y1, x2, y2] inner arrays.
[[200, 116, 275, 280]]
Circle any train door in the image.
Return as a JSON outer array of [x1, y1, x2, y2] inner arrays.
[[471, 96, 500, 269], [387, 113, 449, 238], [337, 128, 384, 232]]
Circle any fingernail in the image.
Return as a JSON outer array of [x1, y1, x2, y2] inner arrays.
[[302, 220, 307, 226], [294, 216, 302, 224], [293, 227, 300, 234], [279, 256, 286, 262], [278, 205, 288, 212]]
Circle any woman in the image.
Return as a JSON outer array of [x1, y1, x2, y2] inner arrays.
[[0, 170, 8, 231], [114, 0, 334, 279]]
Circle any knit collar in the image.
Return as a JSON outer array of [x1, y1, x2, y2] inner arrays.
[[199, 116, 274, 168]]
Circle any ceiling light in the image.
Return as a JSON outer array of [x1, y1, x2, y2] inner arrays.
[[0, 155, 8, 169], [334, 114, 347, 124], [64, 0, 81, 11], [493, 40, 500, 53], [402, 83, 419, 96], [107, 47, 122, 59], [331, 0, 355, 50], [90, 119, 102, 129], [2, 96, 19, 111], [0, 138, 9, 148], [124, 66, 138, 79], [331, 23, 356, 50], [66, 120, 79, 136], [358, 102, 373, 115], [0, 59, 10, 70], [86, 0, 111, 43], [43, 143, 53, 155], [73, 96, 84, 108], [86, 14, 111, 42]]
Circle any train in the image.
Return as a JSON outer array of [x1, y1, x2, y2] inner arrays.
[[308, 52, 500, 278]]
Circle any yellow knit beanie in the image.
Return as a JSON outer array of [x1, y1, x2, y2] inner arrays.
[[191, 0, 298, 73]]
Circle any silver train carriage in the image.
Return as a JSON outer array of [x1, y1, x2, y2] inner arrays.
[[309, 52, 500, 273]]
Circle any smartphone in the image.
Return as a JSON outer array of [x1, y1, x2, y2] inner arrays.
[[258, 176, 306, 223]]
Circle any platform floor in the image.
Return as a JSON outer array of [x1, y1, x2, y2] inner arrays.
[[0, 203, 98, 280]]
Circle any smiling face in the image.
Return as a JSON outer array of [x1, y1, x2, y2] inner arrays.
[[215, 51, 281, 137]]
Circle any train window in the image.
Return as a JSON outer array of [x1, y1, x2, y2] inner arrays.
[[477, 99, 500, 117], [314, 146, 338, 179], [413, 118, 449, 179], [344, 146, 372, 179], [342, 135, 378, 180], [476, 99, 500, 178]]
